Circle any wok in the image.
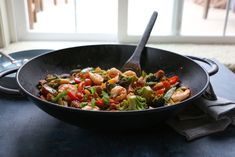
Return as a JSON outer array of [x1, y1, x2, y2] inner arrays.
[[0, 45, 218, 130]]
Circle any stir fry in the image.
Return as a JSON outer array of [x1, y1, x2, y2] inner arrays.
[[37, 67, 191, 111]]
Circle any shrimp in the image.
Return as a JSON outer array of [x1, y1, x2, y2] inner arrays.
[[136, 76, 146, 87], [58, 84, 77, 93], [107, 68, 122, 78], [110, 85, 127, 101], [88, 72, 104, 85], [127, 92, 135, 99], [153, 82, 164, 90], [70, 100, 80, 108], [171, 88, 191, 102], [57, 84, 77, 101], [82, 105, 100, 111], [154, 70, 165, 79], [123, 70, 137, 77]]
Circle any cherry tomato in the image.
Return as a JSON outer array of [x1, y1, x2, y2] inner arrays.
[[168, 76, 179, 84], [96, 99, 105, 108], [84, 78, 92, 86]]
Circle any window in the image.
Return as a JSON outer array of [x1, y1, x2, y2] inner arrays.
[[127, 0, 173, 36], [27, 0, 118, 34], [7, 0, 235, 43]]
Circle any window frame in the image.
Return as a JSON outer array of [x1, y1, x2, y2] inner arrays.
[[7, 0, 235, 44]]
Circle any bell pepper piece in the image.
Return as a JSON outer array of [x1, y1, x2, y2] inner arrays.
[[168, 76, 179, 84], [67, 91, 79, 101]]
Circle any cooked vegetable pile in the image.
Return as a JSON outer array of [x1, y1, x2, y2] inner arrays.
[[37, 67, 191, 111]]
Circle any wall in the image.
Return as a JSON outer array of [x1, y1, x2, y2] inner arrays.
[[0, 22, 3, 48], [0, 0, 10, 48]]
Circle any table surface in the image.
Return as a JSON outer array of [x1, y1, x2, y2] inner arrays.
[[1, 58, 235, 157]]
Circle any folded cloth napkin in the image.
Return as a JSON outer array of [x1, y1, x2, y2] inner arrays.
[[167, 96, 235, 141]]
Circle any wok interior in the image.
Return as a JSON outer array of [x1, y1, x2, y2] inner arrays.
[[18, 45, 208, 103]]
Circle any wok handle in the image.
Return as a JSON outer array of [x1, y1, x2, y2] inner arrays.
[[0, 67, 21, 95], [187, 56, 219, 76]]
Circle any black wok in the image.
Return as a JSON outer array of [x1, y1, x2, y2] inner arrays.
[[0, 45, 218, 130]]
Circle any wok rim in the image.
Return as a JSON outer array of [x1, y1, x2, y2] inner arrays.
[[16, 44, 210, 114]]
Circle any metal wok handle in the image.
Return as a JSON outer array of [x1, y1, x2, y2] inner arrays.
[[0, 67, 21, 95], [187, 56, 219, 76]]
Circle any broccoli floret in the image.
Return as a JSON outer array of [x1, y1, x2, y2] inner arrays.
[[118, 75, 133, 88], [119, 95, 147, 111], [146, 73, 160, 82], [136, 86, 154, 102]]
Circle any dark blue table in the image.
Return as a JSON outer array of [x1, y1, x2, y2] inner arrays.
[[0, 58, 235, 157]]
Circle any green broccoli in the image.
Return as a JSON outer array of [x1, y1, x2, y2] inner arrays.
[[119, 95, 147, 111], [136, 86, 154, 102]]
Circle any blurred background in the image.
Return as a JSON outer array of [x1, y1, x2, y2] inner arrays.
[[25, 0, 235, 36], [1, 0, 235, 42]]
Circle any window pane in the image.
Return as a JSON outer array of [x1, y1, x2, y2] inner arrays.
[[28, 0, 76, 33], [27, 0, 117, 34], [128, 0, 174, 36], [181, 0, 225, 36], [76, 0, 118, 34]]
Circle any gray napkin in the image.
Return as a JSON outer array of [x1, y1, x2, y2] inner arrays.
[[167, 96, 235, 141]]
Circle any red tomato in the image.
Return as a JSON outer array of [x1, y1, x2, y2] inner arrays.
[[96, 99, 105, 108], [84, 78, 92, 86], [168, 76, 179, 84]]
